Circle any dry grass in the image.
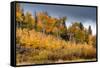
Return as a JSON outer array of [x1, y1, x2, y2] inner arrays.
[[16, 28, 96, 65]]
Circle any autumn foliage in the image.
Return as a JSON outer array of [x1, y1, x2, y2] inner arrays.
[[16, 3, 97, 65]]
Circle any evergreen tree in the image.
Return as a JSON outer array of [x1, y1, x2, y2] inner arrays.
[[88, 25, 92, 35], [34, 12, 37, 30], [79, 22, 84, 30]]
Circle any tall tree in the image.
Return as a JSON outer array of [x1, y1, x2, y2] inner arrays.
[[23, 12, 35, 29], [16, 3, 23, 28], [34, 12, 37, 30], [79, 22, 84, 30], [88, 25, 92, 35]]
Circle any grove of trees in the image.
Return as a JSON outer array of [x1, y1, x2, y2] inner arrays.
[[16, 3, 96, 65]]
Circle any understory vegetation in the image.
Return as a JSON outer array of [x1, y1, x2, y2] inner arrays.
[[16, 28, 96, 64]]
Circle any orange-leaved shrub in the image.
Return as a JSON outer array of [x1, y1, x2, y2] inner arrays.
[[16, 28, 96, 64]]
